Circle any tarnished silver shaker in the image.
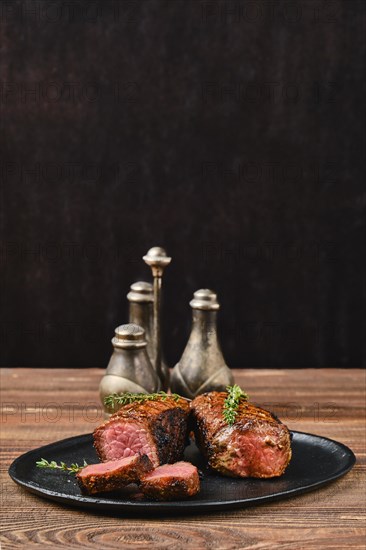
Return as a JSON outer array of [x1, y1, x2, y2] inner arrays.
[[99, 323, 161, 415], [127, 281, 170, 391], [171, 289, 234, 399]]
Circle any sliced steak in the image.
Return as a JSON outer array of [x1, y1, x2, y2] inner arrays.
[[76, 454, 153, 495], [140, 462, 200, 500], [93, 396, 190, 467], [191, 392, 292, 478]]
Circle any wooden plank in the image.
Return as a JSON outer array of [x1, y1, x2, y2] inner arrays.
[[1, 368, 365, 549]]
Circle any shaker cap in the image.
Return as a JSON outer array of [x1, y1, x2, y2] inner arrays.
[[127, 281, 154, 303], [112, 323, 147, 349], [190, 289, 220, 310], [143, 246, 171, 276]]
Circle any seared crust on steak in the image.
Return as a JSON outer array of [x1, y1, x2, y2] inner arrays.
[[93, 396, 190, 467], [191, 392, 292, 478], [140, 462, 200, 500], [76, 454, 153, 495]]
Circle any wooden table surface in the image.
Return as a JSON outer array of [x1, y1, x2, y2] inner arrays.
[[1, 368, 365, 549]]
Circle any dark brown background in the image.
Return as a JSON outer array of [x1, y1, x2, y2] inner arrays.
[[1, 0, 365, 368]]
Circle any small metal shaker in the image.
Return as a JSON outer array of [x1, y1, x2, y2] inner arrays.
[[171, 289, 234, 398], [127, 281, 170, 390], [99, 323, 161, 415]]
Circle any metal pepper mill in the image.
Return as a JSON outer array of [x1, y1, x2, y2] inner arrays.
[[143, 247, 171, 390], [127, 281, 170, 391], [171, 289, 234, 399], [99, 323, 161, 415]]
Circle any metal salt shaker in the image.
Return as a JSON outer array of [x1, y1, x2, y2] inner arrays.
[[99, 323, 161, 415], [127, 281, 170, 391], [171, 289, 234, 398]]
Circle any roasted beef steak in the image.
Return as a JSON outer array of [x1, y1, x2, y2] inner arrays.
[[93, 396, 190, 467], [191, 392, 292, 478], [140, 461, 200, 500], [76, 454, 153, 495]]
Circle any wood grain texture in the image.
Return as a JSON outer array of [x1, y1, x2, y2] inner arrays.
[[1, 368, 365, 549]]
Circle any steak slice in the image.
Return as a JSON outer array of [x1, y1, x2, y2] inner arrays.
[[93, 396, 190, 467], [76, 454, 153, 495], [140, 462, 200, 500], [191, 392, 292, 478]]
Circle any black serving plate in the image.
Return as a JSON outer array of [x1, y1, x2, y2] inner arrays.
[[8, 431, 355, 514]]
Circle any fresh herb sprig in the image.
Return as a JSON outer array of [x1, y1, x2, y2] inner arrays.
[[223, 384, 249, 426], [104, 391, 181, 410], [36, 458, 88, 474]]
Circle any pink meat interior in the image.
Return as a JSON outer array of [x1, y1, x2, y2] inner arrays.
[[99, 420, 158, 465], [221, 431, 288, 477], [80, 455, 137, 477], [143, 462, 197, 481]]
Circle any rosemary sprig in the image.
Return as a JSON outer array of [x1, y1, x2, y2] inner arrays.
[[223, 384, 249, 426], [36, 458, 88, 474], [104, 391, 181, 411]]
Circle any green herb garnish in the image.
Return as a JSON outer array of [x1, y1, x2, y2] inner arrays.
[[36, 458, 88, 474], [223, 384, 249, 426], [104, 391, 181, 411]]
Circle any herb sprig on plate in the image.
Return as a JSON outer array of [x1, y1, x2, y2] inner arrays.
[[223, 384, 249, 426], [104, 391, 181, 410], [36, 458, 88, 474]]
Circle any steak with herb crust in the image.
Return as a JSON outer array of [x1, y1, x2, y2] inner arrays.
[[76, 454, 153, 495], [191, 392, 292, 478], [140, 461, 200, 500], [93, 396, 190, 467]]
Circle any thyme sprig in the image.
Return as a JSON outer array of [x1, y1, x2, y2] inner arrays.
[[104, 391, 181, 411], [36, 458, 88, 474], [223, 384, 249, 426]]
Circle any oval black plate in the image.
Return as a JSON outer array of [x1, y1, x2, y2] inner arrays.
[[8, 431, 355, 514]]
